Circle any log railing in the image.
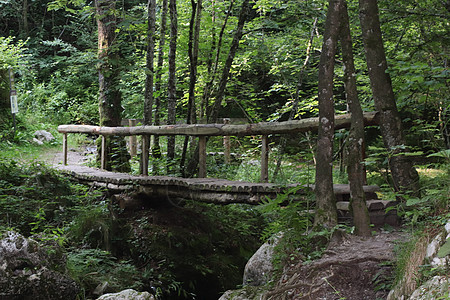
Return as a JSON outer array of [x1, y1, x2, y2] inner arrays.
[[58, 111, 378, 182]]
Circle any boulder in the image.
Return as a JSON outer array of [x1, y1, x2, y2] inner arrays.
[[96, 289, 155, 300], [34, 130, 55, 143], [0, 231, 79, 300], [408, 276, 450, 300], [242, 235, 280, 286], [218, 287, 264, 300]]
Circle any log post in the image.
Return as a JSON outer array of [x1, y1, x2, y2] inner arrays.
[[129, 119, 137, 157], [63, 133, 68, 165], [101, 135, 107, 170], [198, 136, 207, 178], [223, 118, 231, 163], [142, 135, 150, 175], [261, 135, 269, 182]]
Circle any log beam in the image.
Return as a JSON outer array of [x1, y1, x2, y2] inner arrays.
[[58, 112, 378, 137]]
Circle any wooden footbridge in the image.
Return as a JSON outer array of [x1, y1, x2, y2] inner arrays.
[[55, 164, 380, 205], [56, 111, 399, 224], [56, 111, 398, 225]]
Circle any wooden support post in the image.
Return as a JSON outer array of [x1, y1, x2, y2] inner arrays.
[[63, 133, 68, 165], [129, 119, 137, 157], [198, 136, 207, 178], [101, 135, 107, 170], [142, 135, 150, 176], [261, 135, 269, 183], [223, 118, 231, 164]]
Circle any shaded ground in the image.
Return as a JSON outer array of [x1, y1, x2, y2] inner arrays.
[[43, 145, 90, 166], [264, 230, 408, 300]]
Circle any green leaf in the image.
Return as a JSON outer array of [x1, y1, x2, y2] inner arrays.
[[437, 238, 450, 258], [406, 198, 428, 206]]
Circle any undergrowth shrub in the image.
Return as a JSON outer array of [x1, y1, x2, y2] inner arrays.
[[67, 248, 143, 298]]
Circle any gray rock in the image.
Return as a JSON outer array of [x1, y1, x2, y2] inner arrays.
[[32, 137, 44, 145], [243, 235, 280, 286], [408, 276, 450, 300], [96, 289, 155, 300], [218, 287, 264, 300], [34, 130, 55, 143], [0, 231, 79, 300]]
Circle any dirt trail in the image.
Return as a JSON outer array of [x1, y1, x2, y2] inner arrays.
[[266, 230, 408, 300], [42, 146, 89, 166]]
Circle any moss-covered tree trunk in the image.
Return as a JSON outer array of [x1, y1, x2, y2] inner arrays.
[[95, 0, 130, 172], [359, 0, 420, 197], [314, 0, 342, 229], [340, 0, 370, 236]]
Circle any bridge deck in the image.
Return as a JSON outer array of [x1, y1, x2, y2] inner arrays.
[[56, 165, 380, 205]]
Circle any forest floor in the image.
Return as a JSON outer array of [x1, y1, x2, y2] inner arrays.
[[265, 229, 409, 300]]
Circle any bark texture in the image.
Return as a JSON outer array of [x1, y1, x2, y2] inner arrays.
[[95, 0, 130, 172], [314, 0, 342, 229], [340, 0, 370, 236], [359, 0, 420, 196], [167, 0, 178, 164], [141, 0, 156, 175], [152, 0, 168, 165]]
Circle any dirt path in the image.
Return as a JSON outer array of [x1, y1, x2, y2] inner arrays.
[[266, 230, 408, 300], [42, 146, 89, 166]]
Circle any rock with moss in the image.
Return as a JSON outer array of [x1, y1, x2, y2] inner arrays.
[[96, 289, 155, 300], [218, 286, 265, 300], [243, 235, 280, 286], [388, 220, 450, 300], [408, 276, 450, 300], [0, 231, 79, 299]]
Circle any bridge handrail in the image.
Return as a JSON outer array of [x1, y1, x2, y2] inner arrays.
[[58, 111, 378, 180], [58, 112, 378, 136]]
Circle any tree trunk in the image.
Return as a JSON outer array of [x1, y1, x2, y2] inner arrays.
[[181, 0, 202, 176], [359, 0, 420, 197], [142, 0, 156, 175], [167, 0, 178, 170], [152, 0, 168, 168], [95, 0, 130, 172], [273, 17, 317, 180], [0, 68, 10, 127], [201, 0, 235, 120], [340, 0, 370, 236], [314, 0, 342, 229], [207, 0, 251, 123]]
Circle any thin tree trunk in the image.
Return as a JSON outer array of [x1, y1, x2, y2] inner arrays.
[[340, 0, 370, 236], [359, 0, 420, 197], [142, 0, 156, 174], [314, 0, 342, 229], [22, 0, 29, 36], [167, 0, 178, 170], [207, 0, 251, 123], [201, 0, 235, 120], [185, 0, 250, 177], [273, 17, 317, 180], [0, 69, 10, 125], [181, 0, 202, 176], [152, 0, 169, 169], [95, 0, 130, 172]]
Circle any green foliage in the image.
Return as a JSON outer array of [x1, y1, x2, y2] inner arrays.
[[67, 248, 143, 297], [256, 185, 331, 274], [0, 37, 27, 68], [68, 201, 113, 249], [127, 202, 265, 298]]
